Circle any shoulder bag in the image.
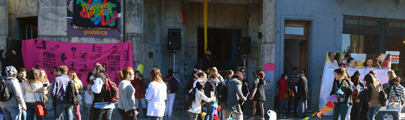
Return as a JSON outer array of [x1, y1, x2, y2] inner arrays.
[[30, 83, 48, 117]]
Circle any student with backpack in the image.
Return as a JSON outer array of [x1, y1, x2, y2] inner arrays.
[[90, 63, 116, 120], [163, 69, 178, 118], [117, 67, 137, 120], [188, 80, 216, 120], [0, 66, 26, 120], [50, 65, 74, 120], [146, 68, 167, 120], [68, 71, 83, 120], [388, 77, 404, 120], [222, 72, 246, 120]]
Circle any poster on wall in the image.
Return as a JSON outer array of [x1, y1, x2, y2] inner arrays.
[[67, 0, 121, 38], [319, 52, 390, 115], [21, 38, 133, 86]]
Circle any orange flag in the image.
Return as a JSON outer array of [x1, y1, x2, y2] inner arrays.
[[317, 111, 322, 119], [319, 106, 327, 114], [326, 100, 334, 109], [326, 107, 332, 111]]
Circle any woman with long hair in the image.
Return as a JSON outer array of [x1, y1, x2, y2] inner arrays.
[[364, 74, 383, 120], [350, 71, 365, 120], [117, 67, 137, 120], [68, 71, 83, 120], [188, 80, 216, 120], [23, 68, 47, 120], [364, 58, 374, 69], [374, 54, 383, 68], [145, 68, 167, 120], [388, 70, 397, 85], [277, 73, 289, 118], [382, 54, 392, 69], [185, 69, 201, 92], [250, 71, 266, 120], [209, 67, 224, 84], [330, 68, 353, 120], [38, 69, 50, 103]]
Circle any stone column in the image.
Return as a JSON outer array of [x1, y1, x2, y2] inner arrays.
[[125, 0, 144, 67], [1, 0, 8, 46], [262, 0, 276, 110]]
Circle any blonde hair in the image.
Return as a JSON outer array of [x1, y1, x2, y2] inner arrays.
[[39, 69, 49, 82], [388, 70, 397, 81], [209, 67, 221, 77], [150, 68, 163, 83], [69, 71, 82, 86]]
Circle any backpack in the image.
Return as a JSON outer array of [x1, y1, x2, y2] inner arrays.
[[216, 81, 228, 103], [183, 89, 195, 110], [0, 78, 13, 101], [100, 75, 119, 103], [66, 81, 80, 105]]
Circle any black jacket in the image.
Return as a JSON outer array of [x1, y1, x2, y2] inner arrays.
[[241, 79, 249, 97], [330, 79, 354, 105], [0, 50, 21, 76], [164, 76, 178, 93], [202, 55, 218, 71], [204, 81, 216, 98], [358, 89, 369, 120], [297, 75, 309, 100]]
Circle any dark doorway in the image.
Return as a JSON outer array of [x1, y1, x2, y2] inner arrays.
[[197, 28, 241, 70], [17, 17, 38, 40]]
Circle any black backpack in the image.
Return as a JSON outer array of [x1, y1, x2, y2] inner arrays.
[[66, 80, 80, 105], [183, 89, 195, 110], [216, 81, 228, 103], [0, 78, 13, 101]]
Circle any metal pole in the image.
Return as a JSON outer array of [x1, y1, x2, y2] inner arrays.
[[173, 50, 176, 75], [244, 54, 246, 70]]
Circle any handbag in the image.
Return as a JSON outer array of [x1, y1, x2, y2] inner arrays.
[[379, 84, 387, 106], [30, 83, 48, 117], [283, 92, 289, 99], [249, 88, 257, 100], [392, 86, 404, 105]]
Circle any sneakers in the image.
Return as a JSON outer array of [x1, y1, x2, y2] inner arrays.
[[169, 115, 174, 118]]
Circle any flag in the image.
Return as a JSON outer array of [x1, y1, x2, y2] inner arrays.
[[327, 95, 338, 103], [336, 89, 344, 94], [317, 111, 322, 119], [326, 100, 334, 109], [319, 106, 327, 114], [326, 107, 332, 111], [303, 117, 310, 120]]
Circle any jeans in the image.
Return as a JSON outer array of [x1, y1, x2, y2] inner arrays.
[[55, 103, 74, 120], [74, 104, 81, 120], [26, 103, 43, 120], [2, 106, 21, 120], [118, 109, 137, 120], [135, 98, 147, 109], [222, 109, 243, 120], [204, 102, 216, 120], [93, 108, 113, 120], [297, 100, 307, 117], [332, 103, 349, 120], [278, 99, 285, 115], [368, 107, 381, 120], [149, 116, 163, 120], [188, 111, 199, 120], [21, 109, 26, 120], [165, 93, 176, 116], [287, 92, 298, 114]]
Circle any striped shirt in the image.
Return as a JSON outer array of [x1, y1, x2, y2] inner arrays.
[[389, 85, 405, 102]]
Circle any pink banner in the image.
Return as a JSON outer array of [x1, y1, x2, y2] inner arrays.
[[22, 38, 133, 86]]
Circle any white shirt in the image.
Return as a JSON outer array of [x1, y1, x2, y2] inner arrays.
[[145, 81, 167, 117], [188, 90, 216, 114], [325, 60, 339, 68]]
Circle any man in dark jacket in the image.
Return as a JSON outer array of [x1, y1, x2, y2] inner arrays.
[[222, 72, 246, 120], [296, 71, 309, 118], [164, 69, 178, 118], [51, 65, 74, 120], [287, 67, 299, 115], [202, 48, 218, 72]]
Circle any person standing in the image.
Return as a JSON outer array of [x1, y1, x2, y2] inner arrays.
[[346, 58, 356, 69], [23, 68, 48, 120], [203, 74, 219, 120], [325, 52, 339, 68], [131, 71, 147, 118], [0, 47, 21, 77], [163, 69, 178, 118], [277, 73, 289, 118], [202, 48, 218, 72], [17, 68, 27, 120], [350, 71, 365, 120], [330, 68, 353, 120], [90, 63, 115, 120], [382, 54, 391, 69], [146, 68, 167, 120], [388, 77, 404, 120], [68, 72, 83, 120], [222, 72, 247, 120], [296, 71, 308, 118], [117, 67, 137, 120], [363, 58, 374, 69], [364, 74, 382, 120], [239, 68, 247, 80], [188, 80, 216, 120], [0, 66, 26, 120], [185, 69, 200, 93], [51, 65, 74, 120], [287, 67, 299, 116], [209, 67, 224, 85], [250, 71, 266, 120], [374, 54, 383, 68]]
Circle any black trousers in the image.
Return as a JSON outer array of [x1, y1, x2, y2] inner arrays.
[[93, 108, 112, 120], [287, 91, 299, 114], [118, 109, 137, 120]]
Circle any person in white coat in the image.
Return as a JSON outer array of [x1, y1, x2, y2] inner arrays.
[[145, 68, 167, 120]]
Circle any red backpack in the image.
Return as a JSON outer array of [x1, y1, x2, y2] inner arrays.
[[100, 75, 119, 103]]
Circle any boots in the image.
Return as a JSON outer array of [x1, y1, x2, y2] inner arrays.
[[143, 108, 148, 118]]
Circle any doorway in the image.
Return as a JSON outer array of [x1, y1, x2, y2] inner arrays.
[[283, 21, 309, 74], [197, 28, 241, 70]]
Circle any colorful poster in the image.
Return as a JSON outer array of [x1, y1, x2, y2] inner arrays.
[[386, 51, 400, 64], [22, 38, 133, 86], [67, 0, 121, 38]]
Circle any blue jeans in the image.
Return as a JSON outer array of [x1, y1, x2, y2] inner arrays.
[[54, 103, 74, 120], [278, 99, 285, 115], [26, 103, 42, 120], [368, 107, 381, 120], [2, 106, 21, 120], [204, 102, 216, 120], [297, 100, 307, 117], [21, 109, 26, 120]]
